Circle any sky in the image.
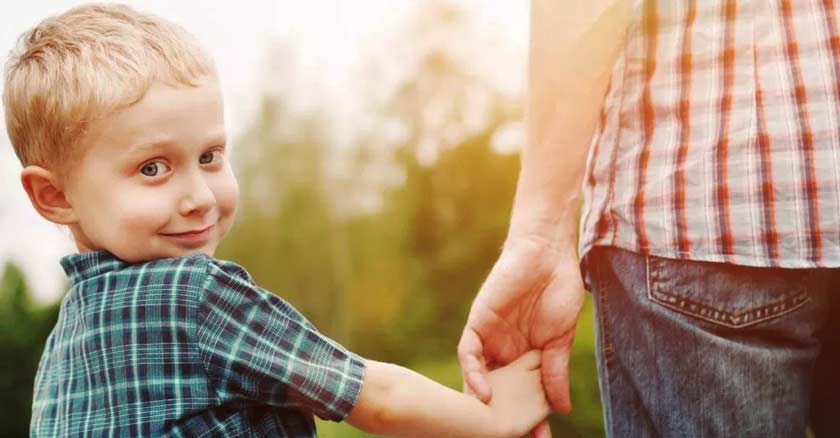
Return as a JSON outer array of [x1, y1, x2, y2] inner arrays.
[[0, 0, 528, 303]]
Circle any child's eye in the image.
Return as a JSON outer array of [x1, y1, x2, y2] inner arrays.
[[140, 161, 168, 177], [199, 149, 222, 165]]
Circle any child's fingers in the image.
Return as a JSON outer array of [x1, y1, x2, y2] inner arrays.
[[526, 369, 552, 436], [528, 368, 551, 412], [510, 349, 542, 370]]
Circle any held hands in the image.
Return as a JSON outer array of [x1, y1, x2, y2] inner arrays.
[[484, 350, 551, 437], [458, 235, 586, 438]]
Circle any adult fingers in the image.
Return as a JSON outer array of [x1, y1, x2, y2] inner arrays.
[[542, 337, 573, 413], [457, 327, 492, 403], [530, 420, 553, 438]]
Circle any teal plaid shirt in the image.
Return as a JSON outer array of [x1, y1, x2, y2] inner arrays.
[[31, 252, 365, 437]]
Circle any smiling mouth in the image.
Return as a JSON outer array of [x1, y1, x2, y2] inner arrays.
[[161, 224, 214, 242]]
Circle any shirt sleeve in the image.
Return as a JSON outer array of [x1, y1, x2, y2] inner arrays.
[[195, 259, 365, 422]]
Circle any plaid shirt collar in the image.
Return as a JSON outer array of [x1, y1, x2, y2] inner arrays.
[[60, 251, 129, 285]]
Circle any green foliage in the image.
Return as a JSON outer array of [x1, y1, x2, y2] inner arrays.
[[335, 127, 521, 364], [218, 98, 354, 343], [0, 262, 60, 437], [214, 2, 606, 431], [218, 92, 604, 435]]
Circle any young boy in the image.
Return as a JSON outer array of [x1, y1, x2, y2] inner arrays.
[[4, 4, 550, 437]]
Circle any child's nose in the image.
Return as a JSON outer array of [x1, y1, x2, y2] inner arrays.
[[178, 173, 215, 216]]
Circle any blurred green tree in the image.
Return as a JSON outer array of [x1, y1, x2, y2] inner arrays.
[[0, 262, 60, 437], [222, 1, 605, 435], [219, 98, 353, 343]]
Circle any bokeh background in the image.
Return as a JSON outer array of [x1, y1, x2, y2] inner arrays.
[[0, 1, 604, 436]]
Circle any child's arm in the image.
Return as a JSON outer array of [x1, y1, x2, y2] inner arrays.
[[345, 350, 549, 438]]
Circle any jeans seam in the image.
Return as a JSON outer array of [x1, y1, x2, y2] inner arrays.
[[593, 251, 616, 437], [597, 257, 614, 357]]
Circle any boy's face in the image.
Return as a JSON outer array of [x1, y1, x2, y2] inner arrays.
[[63, 77, 239, 262]]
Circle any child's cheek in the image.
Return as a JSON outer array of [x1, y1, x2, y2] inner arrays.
[[115, 186, 173, 233], [214, 167, 239, 224]]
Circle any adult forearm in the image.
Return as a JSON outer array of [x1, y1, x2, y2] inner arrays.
[[346, 360, 506, 438], [509, 0, 631, 246]]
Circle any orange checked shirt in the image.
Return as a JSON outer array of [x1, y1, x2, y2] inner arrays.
[[580, 0, 840, 268]]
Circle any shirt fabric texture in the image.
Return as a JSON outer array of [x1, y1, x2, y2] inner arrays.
[[30, 251, 365, 437], [579, 0, 840, 268]]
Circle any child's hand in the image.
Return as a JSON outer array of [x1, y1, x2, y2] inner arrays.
[[485, 350, 551, 437]]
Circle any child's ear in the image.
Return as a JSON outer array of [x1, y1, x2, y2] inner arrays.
[[20, 166, 77, 225]]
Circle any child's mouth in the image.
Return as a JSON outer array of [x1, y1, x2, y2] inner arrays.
[[161, 224, 214, 245]]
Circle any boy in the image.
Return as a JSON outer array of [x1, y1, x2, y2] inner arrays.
[[3, 4, 550, 437]]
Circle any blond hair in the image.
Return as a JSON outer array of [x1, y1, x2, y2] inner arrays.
[[3, 3, 215, 171]]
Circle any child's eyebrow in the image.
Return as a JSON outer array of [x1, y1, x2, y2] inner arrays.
[[203, 131, 227, 147], [123, 140, 174, 160], [124, 130, 227, 159]]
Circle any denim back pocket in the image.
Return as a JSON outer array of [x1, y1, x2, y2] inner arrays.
[[645, 254, 811, 329]]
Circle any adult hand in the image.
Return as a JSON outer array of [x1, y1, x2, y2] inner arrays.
[[458, 233, 585, 437]]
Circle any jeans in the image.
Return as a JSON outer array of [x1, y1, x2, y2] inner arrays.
[[581, 246, 840, 438]]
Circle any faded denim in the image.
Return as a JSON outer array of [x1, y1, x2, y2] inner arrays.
[[582, 246, 840, 438]]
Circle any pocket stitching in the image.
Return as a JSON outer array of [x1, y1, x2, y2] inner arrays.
[[644, 255, 811, 329]]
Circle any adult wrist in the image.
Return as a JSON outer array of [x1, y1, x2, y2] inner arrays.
[[506, 212, 579, 253]]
